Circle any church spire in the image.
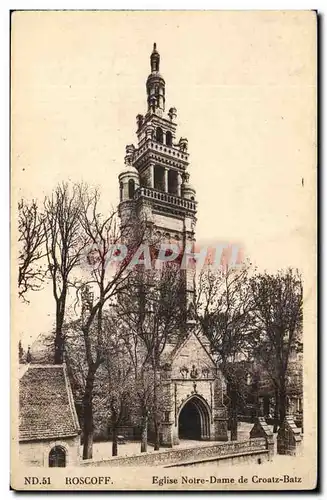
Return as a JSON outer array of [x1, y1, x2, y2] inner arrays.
[[146, 42, 165, 115]]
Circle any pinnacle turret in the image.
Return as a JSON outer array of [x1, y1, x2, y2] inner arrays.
[[146, 43, 165, 114]]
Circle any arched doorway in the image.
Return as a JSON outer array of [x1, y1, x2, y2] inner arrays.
[[48, 446, 66, 467], [178, 396, 210, 440]]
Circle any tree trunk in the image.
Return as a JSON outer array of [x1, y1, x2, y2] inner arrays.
[[54, 333, 64, 364], [252, 376, 260, 420], [273, 387, 280, 433], [230, 386, 238, 441], [279, 380, 287, 425], [83, 401, 93, 460], [112, 425, 118, 457], [141, 412, 148, 453], [153, 416, 160, 451], [153, 363, 160, 451], [82, 368, 96, 459], [54, 295, 66, 364]]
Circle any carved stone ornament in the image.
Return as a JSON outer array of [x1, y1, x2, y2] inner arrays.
[[180, 366, 189, 378], [124, 155, 133, 165], [183, 172, 190, 183], [190, 365, 199, 379]]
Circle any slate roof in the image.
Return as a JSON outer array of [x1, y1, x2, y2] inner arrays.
[[19, 364, 81, 442]]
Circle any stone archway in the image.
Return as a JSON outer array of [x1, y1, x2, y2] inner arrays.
[[178, 396, 210, 440]]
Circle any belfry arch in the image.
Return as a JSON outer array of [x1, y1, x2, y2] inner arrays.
[[178, 395, 211, 440]]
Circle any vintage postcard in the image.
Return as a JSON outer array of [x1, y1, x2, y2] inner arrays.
[[11, 10, 317, 491]]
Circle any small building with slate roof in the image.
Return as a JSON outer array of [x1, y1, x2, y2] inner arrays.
[[19, 364, 81, 467]]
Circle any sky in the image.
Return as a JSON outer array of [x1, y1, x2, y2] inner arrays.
[[11, 11, 316, 347]]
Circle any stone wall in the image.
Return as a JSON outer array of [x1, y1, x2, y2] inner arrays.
[[250, 417, 274, 460], [80, 438, 267, 468], [166, 450, 268, 468], [19, 436, 80, 467], [153, 213, 184, 233], [277, 417, 302, 456]]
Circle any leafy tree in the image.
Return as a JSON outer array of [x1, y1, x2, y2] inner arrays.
[[249, 268, 303, 430], [65, 310, 133, 458], [102, 343, 135, 457], [195, 263, 253, 440]]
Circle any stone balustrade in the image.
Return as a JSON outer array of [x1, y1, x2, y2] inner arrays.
[[135, 187, 196, 212], [134, 140, 189, 162]]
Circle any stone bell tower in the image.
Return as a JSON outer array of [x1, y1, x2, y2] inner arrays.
[[118, 43, 198, 319], [118, 44, 228, 447]]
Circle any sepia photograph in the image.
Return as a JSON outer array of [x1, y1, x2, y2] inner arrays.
[[10, 10, 317, 491]]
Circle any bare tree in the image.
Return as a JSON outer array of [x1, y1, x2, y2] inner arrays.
[[195, 263, 253, 440], [117, 262, 185, 451], [75, 188, 145, 459], [43, 182, 89, 364], [18, 199, 46, 300], [249, 268, 303, 430]]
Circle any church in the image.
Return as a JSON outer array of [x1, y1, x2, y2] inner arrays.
[[23, 44, 229, 456], [117, 44, 228, 446]]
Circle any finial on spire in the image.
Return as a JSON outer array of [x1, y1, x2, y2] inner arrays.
[[150, 43, 160, 72], [147, 43, 165, 114]]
